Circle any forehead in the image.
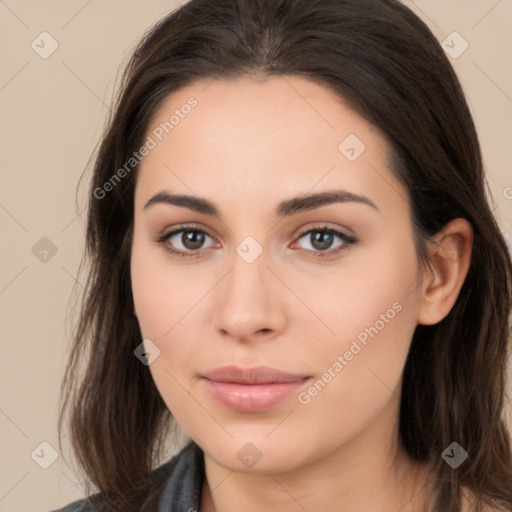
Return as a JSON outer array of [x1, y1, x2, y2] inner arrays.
[[135, 76, 407, 216], [145, 75, 379, 156]]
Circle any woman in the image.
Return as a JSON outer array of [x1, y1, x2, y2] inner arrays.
[[53, 0, 512, 510]]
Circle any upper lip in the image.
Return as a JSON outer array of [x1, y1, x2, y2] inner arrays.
[[201, 365, 310, 384]]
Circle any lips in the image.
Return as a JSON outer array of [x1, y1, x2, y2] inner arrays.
[[201, 365, 310, 384], [201, 365, 311, 412]]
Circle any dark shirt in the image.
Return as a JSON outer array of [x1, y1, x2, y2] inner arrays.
[[50, 440, 205, 512]]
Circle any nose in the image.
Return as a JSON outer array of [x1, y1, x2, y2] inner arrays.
[[212, 250, 287, 343]]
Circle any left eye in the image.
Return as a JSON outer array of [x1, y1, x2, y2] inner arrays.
[[293, 227, 356, 253]]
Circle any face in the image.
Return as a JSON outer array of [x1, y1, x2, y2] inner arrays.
[[130, 75, 424, 473]]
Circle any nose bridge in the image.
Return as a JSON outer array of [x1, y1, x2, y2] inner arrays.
[[212, 243, 284, 339], [232, 244, 268, 293]]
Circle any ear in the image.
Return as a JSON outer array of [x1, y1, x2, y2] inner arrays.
[[417, 218, 473, 326]]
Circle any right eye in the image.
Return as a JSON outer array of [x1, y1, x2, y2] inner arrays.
[[154, 225, 219, 258]]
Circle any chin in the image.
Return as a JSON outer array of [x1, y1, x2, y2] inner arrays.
[[200, 435, 312, 474]]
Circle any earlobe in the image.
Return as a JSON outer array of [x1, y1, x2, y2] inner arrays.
[[417, 218, 473, 326]]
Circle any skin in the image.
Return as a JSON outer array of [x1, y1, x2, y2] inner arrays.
[[130, 75, 473, 512]]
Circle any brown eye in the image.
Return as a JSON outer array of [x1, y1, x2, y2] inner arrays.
[[155, 226, 217, 257], [295, 226, 356, 254], [309, 230, 336, 251], [180, 229, 207, 250]]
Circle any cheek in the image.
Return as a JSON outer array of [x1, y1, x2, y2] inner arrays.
[[298, 238, 419, 343], [130, 235, 202, 340], [294, 237, 420, 397], [130, 242, 205, 419], [288, 258, 419, 458], [130, 237, 212, 401]]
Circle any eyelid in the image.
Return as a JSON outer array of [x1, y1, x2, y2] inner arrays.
[[159, 222, 217, 240], [293, 222, 355, 240]]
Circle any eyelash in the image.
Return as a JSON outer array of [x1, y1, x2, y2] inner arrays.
[[153, 223, 357, 260]]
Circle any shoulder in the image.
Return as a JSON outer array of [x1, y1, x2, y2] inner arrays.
[[50, 440, 204, 512]]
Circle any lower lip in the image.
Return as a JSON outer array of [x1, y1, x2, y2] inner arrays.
[[202, 378, 310, 413]]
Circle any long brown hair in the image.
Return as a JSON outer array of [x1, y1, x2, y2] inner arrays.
[[58, 0, 512, 510]]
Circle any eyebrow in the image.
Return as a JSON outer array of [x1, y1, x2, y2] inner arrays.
[[143, 189, 379, 217]]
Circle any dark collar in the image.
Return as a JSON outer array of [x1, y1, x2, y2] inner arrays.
[[51, 440, 206, 512], [154, 439, 205, 511]]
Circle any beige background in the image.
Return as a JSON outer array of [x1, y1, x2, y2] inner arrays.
[[0, 1, 511, 511]]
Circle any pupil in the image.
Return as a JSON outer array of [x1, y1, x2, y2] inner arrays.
[[183, 230, 204, 249], [312, 230, 333, 251]]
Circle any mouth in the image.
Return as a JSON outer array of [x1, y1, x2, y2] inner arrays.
[[201, 365, 312, 412]]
